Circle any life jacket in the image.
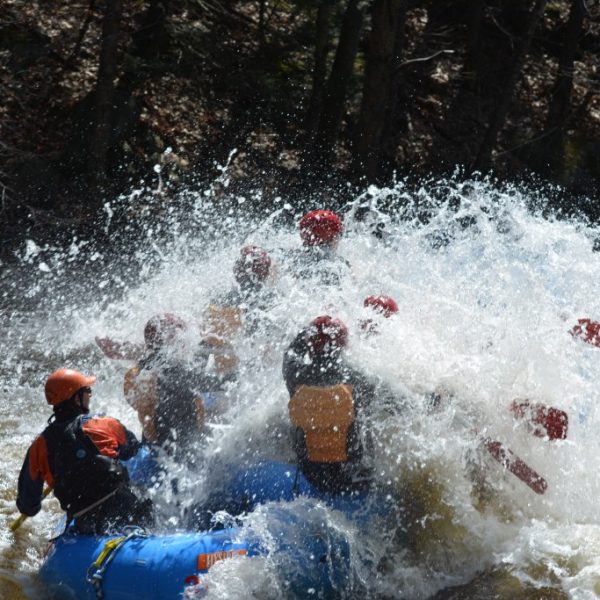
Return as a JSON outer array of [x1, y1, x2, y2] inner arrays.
[[205, 304, 243, 374], [288, 384, 355, 463], [124, 365, 159, 443], [125, 365, 206, 446], [154, 391, 206, 447], [42, 416, 128, 517]]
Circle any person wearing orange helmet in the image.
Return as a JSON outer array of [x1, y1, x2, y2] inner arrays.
[[290, 210, 351, 286], [283, 315, 389, 493], [16, 368, 153, 534]]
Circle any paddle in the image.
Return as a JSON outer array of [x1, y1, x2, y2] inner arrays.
[[510, 399, 568, 440], [482, 438, 547, 495], [431, 389, 547, 495], [431, 388, 569, 441], [459, 417, 548, 495], [95, 337, 143, 361], [10, 487, 52, 532], [570, 318, 600, 348]]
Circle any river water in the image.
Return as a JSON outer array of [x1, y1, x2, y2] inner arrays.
[[1, 176, 600, 599]]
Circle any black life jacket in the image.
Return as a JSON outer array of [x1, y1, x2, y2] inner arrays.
[[153, 366, 204, 450], [43, 415, 128, 517]]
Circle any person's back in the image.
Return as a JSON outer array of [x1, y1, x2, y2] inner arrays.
[[125, 314, 233, 463], [124, 313, 190, 446], [290, 245, 352, 287], [17, 368, 153, 535], [283, 316, 376, 493]]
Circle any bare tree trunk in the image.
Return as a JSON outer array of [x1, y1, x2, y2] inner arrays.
[[87, 0, 123, 187], [472, 0, 548, 173], [381, 4, 407, 151], [304, 1, 334, 142], [433, 0, 486, 168], [314, 0, 365, 163], [133, 0, 170, 61], [534, 0, 586, 174], [462, 0, 485, 92], [258, 0, 267, 53], [352, 0, 404, 181]]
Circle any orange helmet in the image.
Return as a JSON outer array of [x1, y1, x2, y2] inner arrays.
[[45, 368, 96, 406], [144, 313, 187, 350], [299, 210, 343, 246], [364, 295, 399, 318], [307, 315, 348, 354], [234, 245, 272, 285]]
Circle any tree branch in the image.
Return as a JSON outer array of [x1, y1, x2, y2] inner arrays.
[[394, 49, 455, 71]]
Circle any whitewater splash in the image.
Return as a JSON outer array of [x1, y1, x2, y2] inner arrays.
[[1, 174, 600, 599]]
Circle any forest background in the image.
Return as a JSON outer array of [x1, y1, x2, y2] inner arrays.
[[1, 0, 599, 260]]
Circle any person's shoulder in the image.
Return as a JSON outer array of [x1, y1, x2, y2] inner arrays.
[[29, 431, 47, 450], [85, 413, 123, 427], [286, 330, 309, 353], [339, 362, 372, 385]]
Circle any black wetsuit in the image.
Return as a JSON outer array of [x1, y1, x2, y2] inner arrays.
[[18, 405, 153, 535], [139, 348, 235, 461]]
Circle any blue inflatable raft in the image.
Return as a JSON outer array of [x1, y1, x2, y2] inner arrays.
[[39, 449, 404, 599], [40, 527, 256, 600]]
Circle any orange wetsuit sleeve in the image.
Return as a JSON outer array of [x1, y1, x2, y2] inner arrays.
[[16, 435, 52, 516]]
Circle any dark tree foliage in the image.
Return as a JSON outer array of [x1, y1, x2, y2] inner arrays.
[[0, 0, 599, 249]]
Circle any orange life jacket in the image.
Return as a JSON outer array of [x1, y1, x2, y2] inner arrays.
[[288, 384, 355, 463]]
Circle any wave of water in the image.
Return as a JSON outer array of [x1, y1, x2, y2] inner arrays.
[[1, 175, 600, 599]]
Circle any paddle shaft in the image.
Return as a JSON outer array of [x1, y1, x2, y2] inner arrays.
[[453, 412, 547, 495], [482, 438, 547, 495]]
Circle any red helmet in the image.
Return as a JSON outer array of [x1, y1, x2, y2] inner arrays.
[[299, 210, 343, 246], [234, 245, 271, 285], [307, 315, 348, 354], [144, 313, 187, 349], [45, 368, 96, 406], [364, 295, 399, 318]]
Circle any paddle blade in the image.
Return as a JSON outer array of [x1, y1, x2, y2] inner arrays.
[[483, 438, 548, 495], [570, 318, 600, 348], [95, 337, 143, 361], [510, 400, 568, 440]]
